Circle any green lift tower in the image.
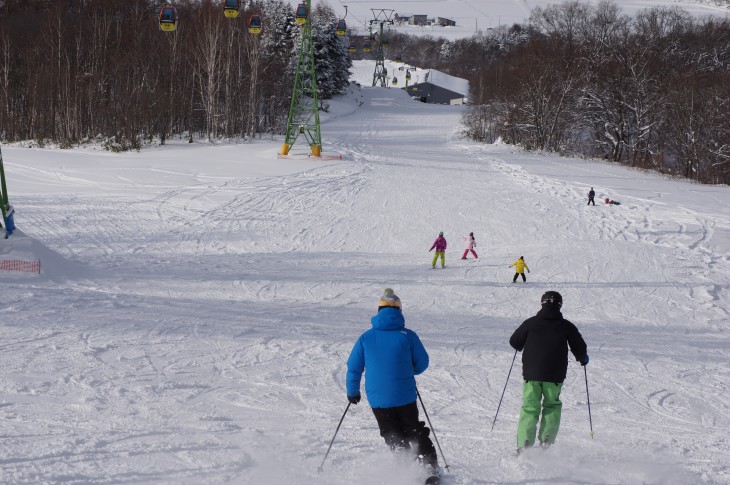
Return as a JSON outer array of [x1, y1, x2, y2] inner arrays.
[[370, 9, 395, 87], [281, 0, 322, 157]]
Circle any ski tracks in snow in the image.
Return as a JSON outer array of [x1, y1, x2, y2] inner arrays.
[[2, 86, 729, 484]]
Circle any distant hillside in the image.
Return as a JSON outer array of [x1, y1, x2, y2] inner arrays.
[[286, 0, 729, 40]]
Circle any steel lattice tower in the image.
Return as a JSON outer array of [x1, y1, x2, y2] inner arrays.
[[370, 9, 394, 87], [281, 0, 322, 157]]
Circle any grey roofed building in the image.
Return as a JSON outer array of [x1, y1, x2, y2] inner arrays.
[[409, 14, 428, 26], [403, 69, 469, 105], [437, 17, 456, 27]]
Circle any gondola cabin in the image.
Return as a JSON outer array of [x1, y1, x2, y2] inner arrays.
[[159, 5, 178, 32], [405, 70, 411, 80], [363, 41, 372, 53], [381, 36, 389, 47], [249, 15, 262, 35], [223, 0, 240, 18], [395, 53, 402, 62], [392, 77, 398, 86], [295, 3, 308, 24], [336, 19, 347, 36], [347, 42, 356, 53]]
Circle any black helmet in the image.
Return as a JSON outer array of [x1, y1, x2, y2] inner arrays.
[[541, 291, 562, 307]]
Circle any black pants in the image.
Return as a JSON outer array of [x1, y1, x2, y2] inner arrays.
[[513, 272, 526, 282], [372, 401, 438, 467], [588, 197, 595, 205]]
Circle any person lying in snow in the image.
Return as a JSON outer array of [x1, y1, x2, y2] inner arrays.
[[604, 198, 621, 205]]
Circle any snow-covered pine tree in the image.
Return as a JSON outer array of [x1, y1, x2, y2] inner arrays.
[[257, 0, 297, 133], [311, 3, 352, 100], [258, 0, 296, 70]]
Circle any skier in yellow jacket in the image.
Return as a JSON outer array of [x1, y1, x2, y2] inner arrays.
[[510, 256, 530, 283]]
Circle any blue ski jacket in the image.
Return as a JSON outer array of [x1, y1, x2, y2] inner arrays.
[[346, 307, 429, 409]]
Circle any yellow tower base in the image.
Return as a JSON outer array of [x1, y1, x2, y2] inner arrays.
[[281, 144, 290, 156], [311, 146, 321, 157]]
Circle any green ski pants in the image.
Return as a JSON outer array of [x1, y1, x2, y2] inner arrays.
[[517, 380, 563, 448], [432, 252, 445, 268]]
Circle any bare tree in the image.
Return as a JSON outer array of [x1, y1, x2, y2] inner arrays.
[[664, 72, 730, 182], [244, 27, 262, 138], [192, 2, 224, 142]]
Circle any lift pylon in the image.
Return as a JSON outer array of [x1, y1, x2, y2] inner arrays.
[[281, 0, 322, 157], [370, 9, 394, 87]]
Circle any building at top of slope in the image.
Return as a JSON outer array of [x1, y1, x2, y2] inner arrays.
[[404, 69, 469, 105]]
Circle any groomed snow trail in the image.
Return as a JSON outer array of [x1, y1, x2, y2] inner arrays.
[[1, 85, 729, 484]]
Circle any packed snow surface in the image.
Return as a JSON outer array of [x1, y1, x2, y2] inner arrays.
[[1, 81, 729, 484]]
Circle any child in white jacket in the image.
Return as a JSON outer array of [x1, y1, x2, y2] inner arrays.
[[462, 232, 478, 259]]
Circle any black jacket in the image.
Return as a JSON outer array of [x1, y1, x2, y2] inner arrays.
[[509, 304, 588, 383]]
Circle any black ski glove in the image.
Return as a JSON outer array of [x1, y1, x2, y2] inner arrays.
[[347, 394, 361, 405], [580, 355, 589, 366]]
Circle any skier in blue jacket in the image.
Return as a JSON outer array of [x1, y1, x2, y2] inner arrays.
[[346, 288, 439, 477]]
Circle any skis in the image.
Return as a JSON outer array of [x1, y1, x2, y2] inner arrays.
[[516, 443, 552, 457], [424, 465, 444, 484]]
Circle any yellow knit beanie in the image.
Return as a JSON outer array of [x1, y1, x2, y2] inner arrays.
[[379, 288, 401, 308]]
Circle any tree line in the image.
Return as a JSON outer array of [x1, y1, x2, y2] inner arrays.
[[373, 2, 729, 185], [0, 0, 351, 150], [1, 0, 727, 184], [457, 1, 730, 185]]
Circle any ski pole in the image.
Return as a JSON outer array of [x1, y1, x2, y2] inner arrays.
[[318, 402, 351, 472], [584, 366, 594, 439], [416, 387, 450, 472], [491, 349, 517, 431]]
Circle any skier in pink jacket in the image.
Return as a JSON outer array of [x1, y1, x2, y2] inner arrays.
[[429, 232, 447, 269], [462, 232, 478, 260]]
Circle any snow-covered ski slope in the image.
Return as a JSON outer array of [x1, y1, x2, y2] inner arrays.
[[1, 81, 729, 485]]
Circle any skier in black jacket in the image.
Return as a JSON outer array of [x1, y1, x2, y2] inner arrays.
[[509, 291, 588, 453], [587, 187, 596, 205]]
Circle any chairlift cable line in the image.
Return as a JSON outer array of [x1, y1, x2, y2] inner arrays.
[[333, 0, 369, 31]]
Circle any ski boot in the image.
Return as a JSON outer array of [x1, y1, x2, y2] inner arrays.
[[424, 464, 442, 485]]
